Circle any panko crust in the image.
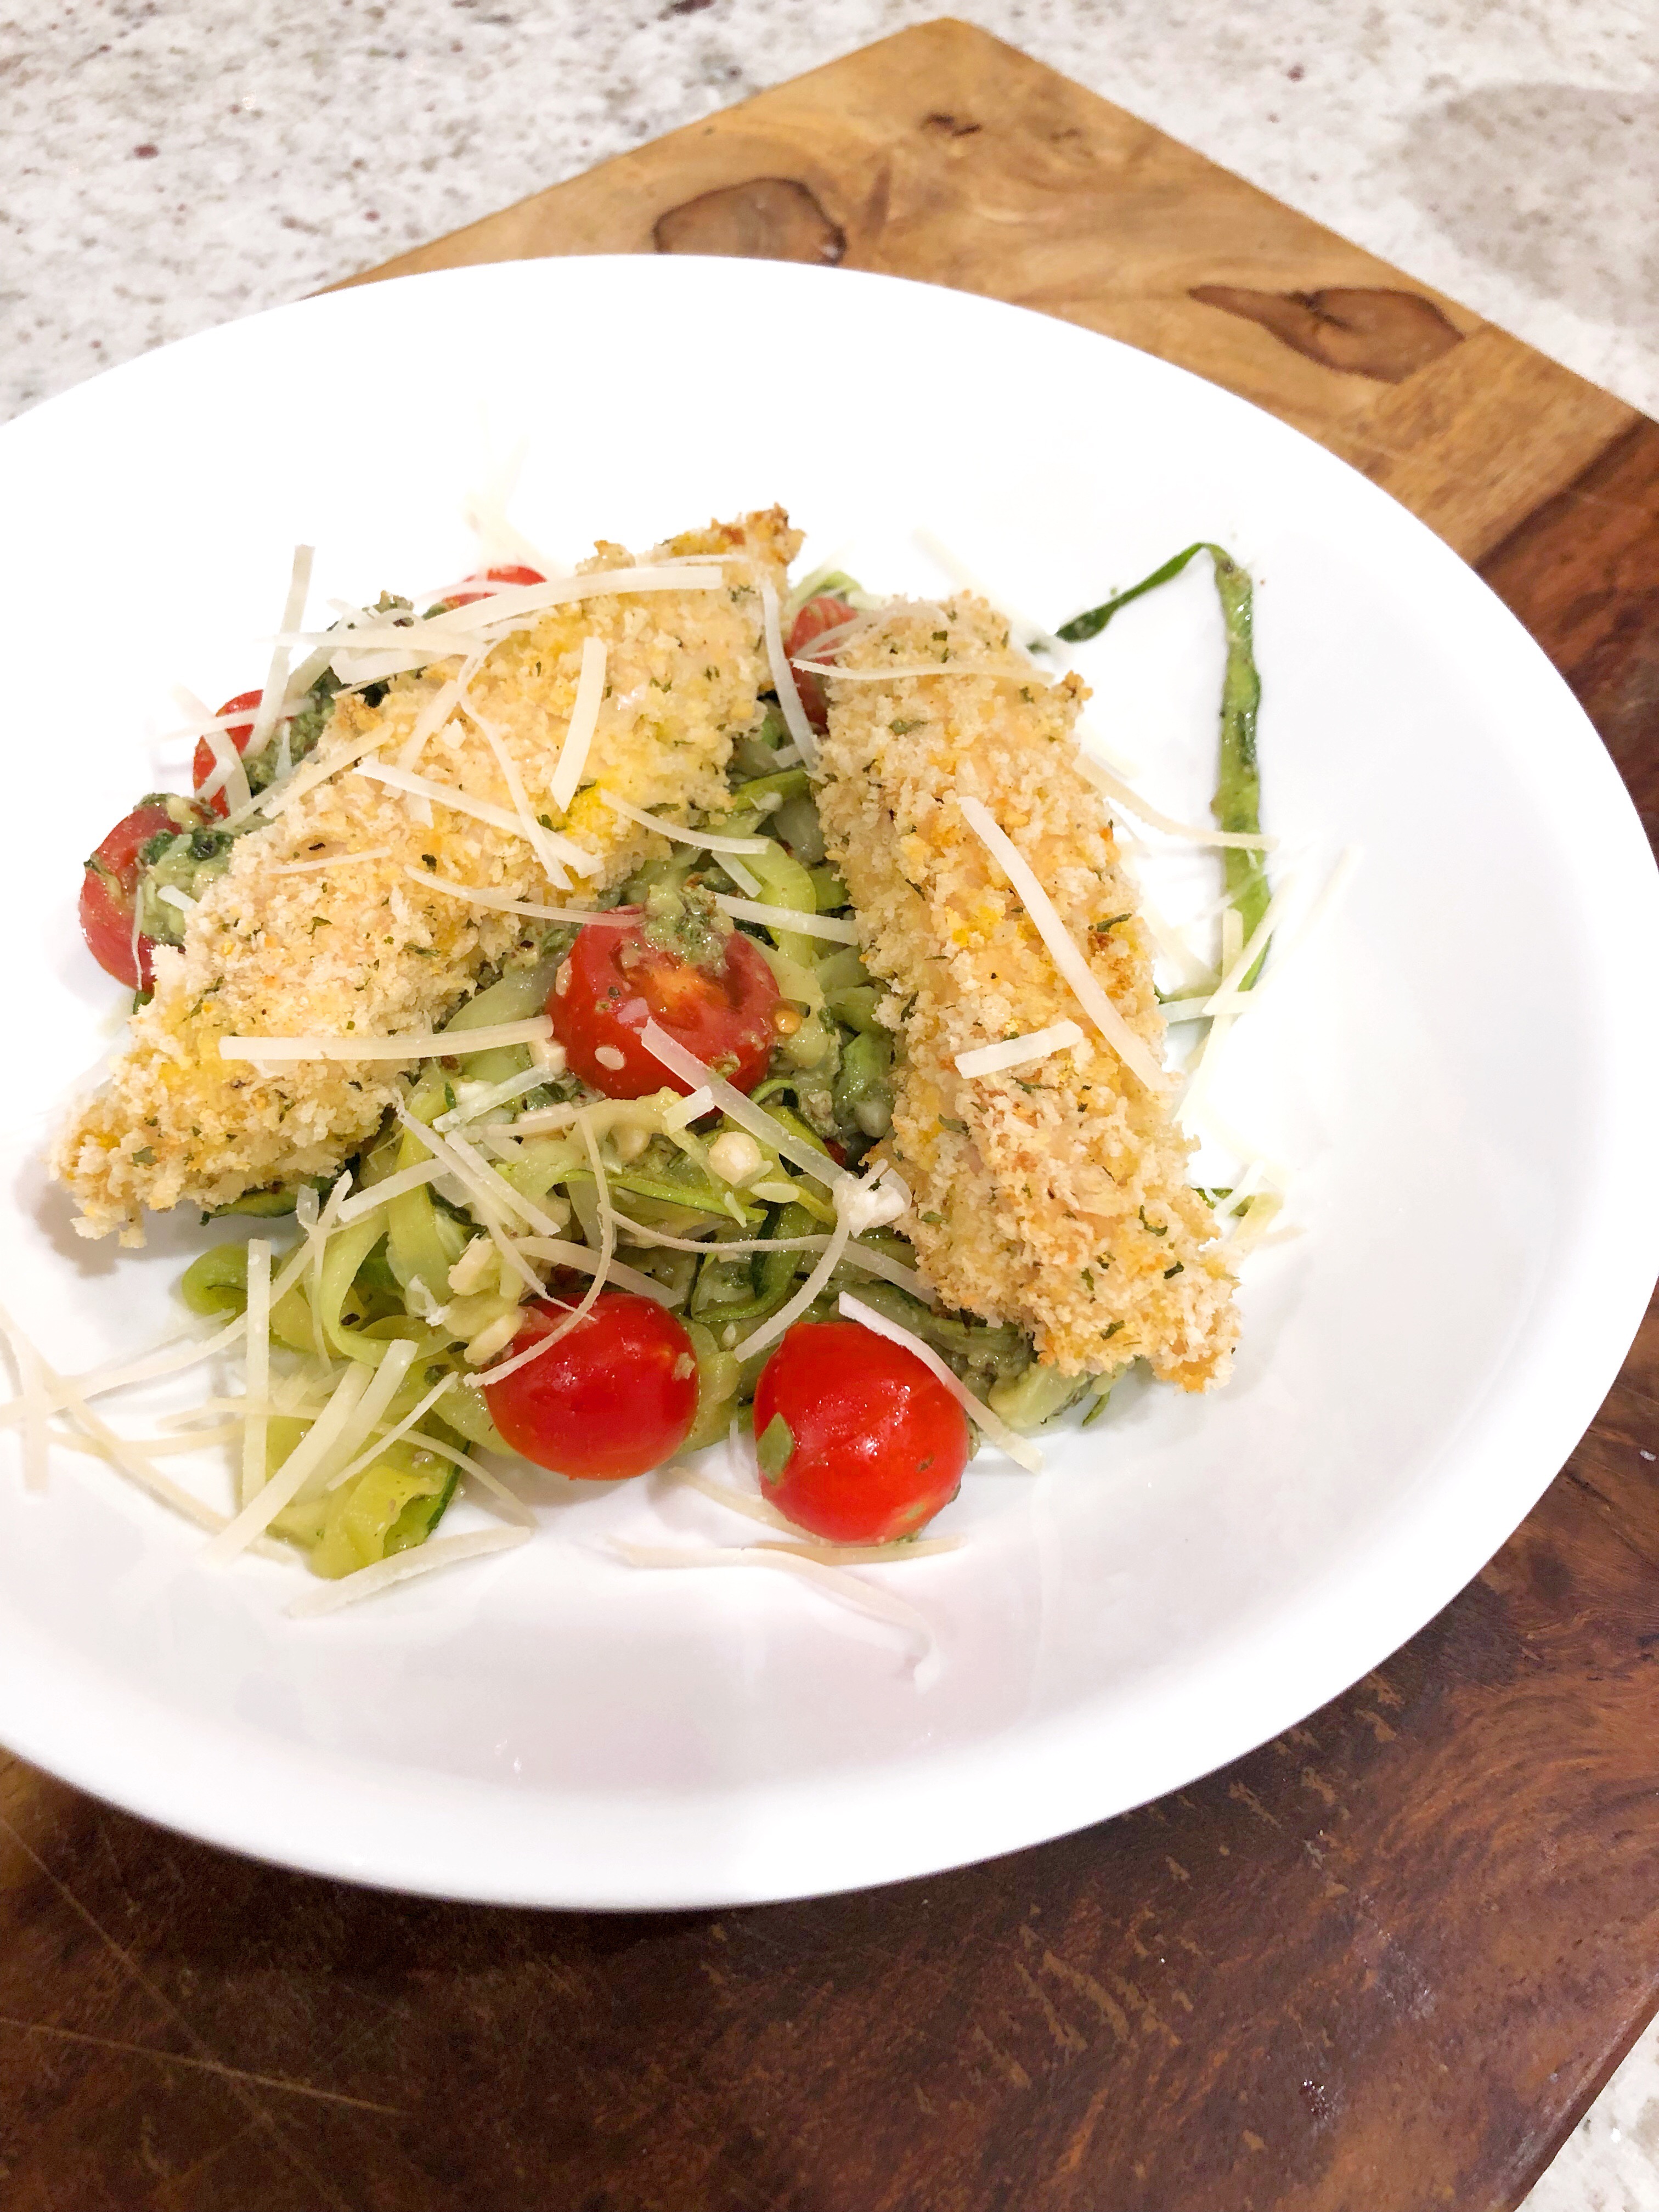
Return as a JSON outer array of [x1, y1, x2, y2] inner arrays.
[[53, 510, 800, 1243], [814, 594, 1238, 1390]]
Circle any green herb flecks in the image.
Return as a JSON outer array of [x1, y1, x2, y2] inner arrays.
[[757, 1414, 794, 1482]]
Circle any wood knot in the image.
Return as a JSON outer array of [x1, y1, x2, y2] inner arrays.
[[653, 177, 845, 265], [1189, 284, 1465, 383]]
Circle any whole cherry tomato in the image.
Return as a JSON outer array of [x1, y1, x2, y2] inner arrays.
[[437, 563, 546, 611], [191, 691, 264, 820], [785, 594, 856, 732], [752, 1319, 969, 1544], [483, 1291, 699, 1480], [78, 799, 193, 990], [548, 910, 782, 1099]]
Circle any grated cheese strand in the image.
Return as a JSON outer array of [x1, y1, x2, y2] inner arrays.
[[512, 1237, 680, 1305], [233, 724, 398, 828], [713, 894, 859, 943], [0, 1302, 287, 1554], [760, 579, 817, 766], [598, 789, 770, 856], [474, 1111, 614, 1385], [390, 1107, 543, 1294], [549, 634, 608, 812], [201, 1363, 372, 1565], [1075, 749, 1277, 850], [245, 544, 315, 766], [731, 1213, 852, 1361], [269, 847, 393, 877], [957, 794, 1167, 1093], [838, 1291, 1042, 1473], [289, 1526, 532, 1616], [221, 1017, 554, 1064], [353, 760, 601, 874], [402, 866, 632, 927], [323, 1372, 457, 1493], [912, 527, 1070, 661], [396, 654, 480, 772], [336, 1158, 442, 1223], [955, 1020, 1085, 1079], [0, 1239, 316, 1434], [240, 1240, 271, 1509], [611, 1539, 939, 1684], [433, 1067, 556, 1132], [638, 1021, 837, 1184], [458, 687, 573, 891], [793, 659, 1022, 684], [197, 722, 253, 816]]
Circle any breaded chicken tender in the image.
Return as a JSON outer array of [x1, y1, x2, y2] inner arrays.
[[814, 594, 1237, 1389], [53, 509, 800, 1243]]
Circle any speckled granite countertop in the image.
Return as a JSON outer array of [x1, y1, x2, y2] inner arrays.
[[3, 4, 1657, 2204], [2, 0, 1655, 427]]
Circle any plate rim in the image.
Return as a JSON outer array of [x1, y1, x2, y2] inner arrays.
[[2, 252, 1656, 1909]]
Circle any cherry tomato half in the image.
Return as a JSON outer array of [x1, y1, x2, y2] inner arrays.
[[752, 1320, 969, 1544], [548, 910, 781, 1099], [78, 800, 189, 990], [437, 563, 546, 611], [785, 593, 856, 733], [191, 691, 264, 820], [483, 1291, 699, 1480]]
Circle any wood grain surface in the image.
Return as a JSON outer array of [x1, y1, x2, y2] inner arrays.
[[6, 22, 1657, 2211]]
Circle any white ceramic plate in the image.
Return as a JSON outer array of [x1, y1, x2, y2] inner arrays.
[[2, 257, 1655, 1909]]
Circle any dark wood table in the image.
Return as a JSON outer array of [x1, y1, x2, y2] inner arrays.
[[5, 24, 1657, 2209]]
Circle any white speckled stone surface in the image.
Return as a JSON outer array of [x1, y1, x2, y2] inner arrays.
[[1, 0, 1656, 426], [3, 3, 1657, 2201]]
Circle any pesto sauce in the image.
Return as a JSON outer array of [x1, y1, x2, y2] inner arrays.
[[639, 881, 733, 972]]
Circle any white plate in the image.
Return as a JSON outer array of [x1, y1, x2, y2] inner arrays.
[[1, 257, 1655, 1909]]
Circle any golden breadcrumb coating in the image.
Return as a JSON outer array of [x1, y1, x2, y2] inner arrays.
[[53, 509, 800, 1243], [813, 592, 1237, 1389]]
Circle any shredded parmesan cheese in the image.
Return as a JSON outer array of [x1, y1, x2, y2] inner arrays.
[[402, 867, 631, 927], [287, 1526, 532, 1616], [713, 895, 859, 943], [240, 1239, 271, 1509], [639, 1021, 837, 1184], [201, 1362, 373, 1564], [1075, 750, 1277, 850], [474, 1111, 616, 1385], [221, 1018, 554, 1063], [457, 689, 574, 891], [759, 579, 817, 765], [597, 790, 770, 856], [354, 761, 599, 876], [957, 794, 1167, 1092], [512, 1237, 679, 1304], [793, 660, 1022, 684], [732, 1214, 853, 1360], [612, 1539, 939, 1684], [269, 847, 393, 876], [245, 544, 314, 766], [955, 1020, 1085, 1079], [323, 1373, 457, 1493], [548, 634, 607, 812]]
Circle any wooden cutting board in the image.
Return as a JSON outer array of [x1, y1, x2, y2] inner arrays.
[[5, 22, 1656, 2212]]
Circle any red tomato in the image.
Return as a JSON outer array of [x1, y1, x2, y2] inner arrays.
[[548, 910, 782, 1098], [191, 691, 264, 820], [785, 594, 856, 732], [752, 1319, 969, 1544], [78, 801, 185, 989], [438, 563, 546, 610], [483, 1291, 699, 1480]]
